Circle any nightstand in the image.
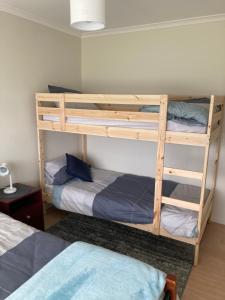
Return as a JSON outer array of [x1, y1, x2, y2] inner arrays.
[[0, 183, 44, 230]]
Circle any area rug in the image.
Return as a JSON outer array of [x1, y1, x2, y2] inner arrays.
[[47, 213, 194, 297]]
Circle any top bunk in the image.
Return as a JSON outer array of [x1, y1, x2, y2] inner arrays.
[[36, 94, 224, 146]]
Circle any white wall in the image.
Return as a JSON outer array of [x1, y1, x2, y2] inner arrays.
[[82, 21, 225, 224], [0, 12, 81, 187]]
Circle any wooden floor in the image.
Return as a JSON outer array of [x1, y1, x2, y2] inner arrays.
[[182, 222, 225, 300], [45, 208, 225, 300]]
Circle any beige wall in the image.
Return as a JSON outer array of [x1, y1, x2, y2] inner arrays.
[[0, 12, 81, 188], [82, 21, 225, 224]]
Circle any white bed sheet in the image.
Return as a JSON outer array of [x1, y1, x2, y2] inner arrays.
[[0, 213, 37, 256], [43, 115, 206, 133]]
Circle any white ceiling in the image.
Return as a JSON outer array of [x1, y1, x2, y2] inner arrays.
[[1, 0, 225, 36]]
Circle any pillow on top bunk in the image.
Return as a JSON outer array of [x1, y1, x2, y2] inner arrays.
[[66, 153, 93, 182], [45, 156, 73, 186], [48, 85, 81, 94], [48, 85, 99, 110], [140, 100, 209, 125]]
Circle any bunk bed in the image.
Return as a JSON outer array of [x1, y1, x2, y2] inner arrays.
[[36, 93, 225, 265]]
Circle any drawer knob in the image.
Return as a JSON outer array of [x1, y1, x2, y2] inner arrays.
[[26, 215, 31, 220]]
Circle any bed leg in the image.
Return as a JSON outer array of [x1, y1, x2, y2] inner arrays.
[[165, 274, 176, 300], [194, 244, 200, 266]]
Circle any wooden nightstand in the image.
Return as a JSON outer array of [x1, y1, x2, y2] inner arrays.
[[0, 183, 44, 230]]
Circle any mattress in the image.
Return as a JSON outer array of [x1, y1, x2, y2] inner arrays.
[[43, 115, 207, 133], [47, 168, 208, 238]]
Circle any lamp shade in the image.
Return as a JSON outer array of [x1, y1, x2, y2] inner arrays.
[[0, 163, 10, 177], [70, 0, 105, 31]]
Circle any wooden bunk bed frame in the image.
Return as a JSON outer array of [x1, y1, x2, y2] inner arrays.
[[36, 93, 224, 265]]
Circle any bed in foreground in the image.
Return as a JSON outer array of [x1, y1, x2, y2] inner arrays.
[[0, 213, 176, 300]]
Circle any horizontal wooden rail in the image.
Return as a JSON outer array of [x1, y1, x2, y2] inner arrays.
[[38, 107, 61, 116], [65, 108, 159, 122], [165, 131, 209, 146], [36, 93, 64, 102], [162, 196, 200, 211], [164, 167, 203, 180], [65, 94, 162, 105], [160, 227, 198, 245], [38, 120, 61, 131], [37, 120, 159, 142], [168, 96, 198, 101]]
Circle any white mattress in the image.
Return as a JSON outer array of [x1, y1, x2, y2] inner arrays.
[[43, 115, 206, 133]]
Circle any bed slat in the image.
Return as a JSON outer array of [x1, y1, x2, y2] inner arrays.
[[164, 167, 203, 180], [162, 196, 200, 211]]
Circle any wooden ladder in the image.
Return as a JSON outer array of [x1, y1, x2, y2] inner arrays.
[[153, 96, 224, 265]]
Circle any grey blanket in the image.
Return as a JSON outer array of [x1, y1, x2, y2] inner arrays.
[[93, 174, 177, 224], [0, 232, 69, 299]]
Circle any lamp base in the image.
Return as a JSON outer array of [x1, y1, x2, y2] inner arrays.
[[4, 187, 17, 194]]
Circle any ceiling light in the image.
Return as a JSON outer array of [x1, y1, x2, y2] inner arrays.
[[70, 0, 105, 31]]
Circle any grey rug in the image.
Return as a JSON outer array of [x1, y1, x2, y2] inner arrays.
[[47, 213, 194, 298]]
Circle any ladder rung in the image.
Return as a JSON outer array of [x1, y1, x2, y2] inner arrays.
[[164, 167, 203, 180], [162, 196, 200, 211]]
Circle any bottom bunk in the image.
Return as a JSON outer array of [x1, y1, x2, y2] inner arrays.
[[45, 156, 209, 241]]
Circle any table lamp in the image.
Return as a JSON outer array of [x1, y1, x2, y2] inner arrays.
[[0, 162, 17, 194]]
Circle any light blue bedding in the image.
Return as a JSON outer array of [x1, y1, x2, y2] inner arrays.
[[140, 101, 209, 125], [7, 242, 166, 300]]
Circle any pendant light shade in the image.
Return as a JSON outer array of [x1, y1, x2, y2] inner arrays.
[[70, 0, 105, 31]]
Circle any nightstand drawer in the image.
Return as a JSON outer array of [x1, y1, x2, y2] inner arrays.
[[11, 201, 44, 230]]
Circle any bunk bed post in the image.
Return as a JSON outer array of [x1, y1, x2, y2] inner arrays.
[[153, 95, 168, 235], [81, 135, 88, 162], [194, 96, 215, 265], [209, 99, 224, 219], [37, 128, 46, 212]]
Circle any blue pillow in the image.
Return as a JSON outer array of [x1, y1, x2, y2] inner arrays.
[[53, 166, 74, 185], [66, 154, 92, 182], [140, 100, 209, 125]]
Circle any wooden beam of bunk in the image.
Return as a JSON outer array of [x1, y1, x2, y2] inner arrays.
[[153, 95, 168, 234], [165, 131, 208, 146], [36, 93, 63, 102], [65, 94, 162, 105], [65, 109, 160, 122], [38, 107, 61, 115], [81, 135, 87, 162], [164, 167, 203, 180], [38, 107, 160, 123], [160, 227, 198, 245], [161, 196, 200, 211]]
